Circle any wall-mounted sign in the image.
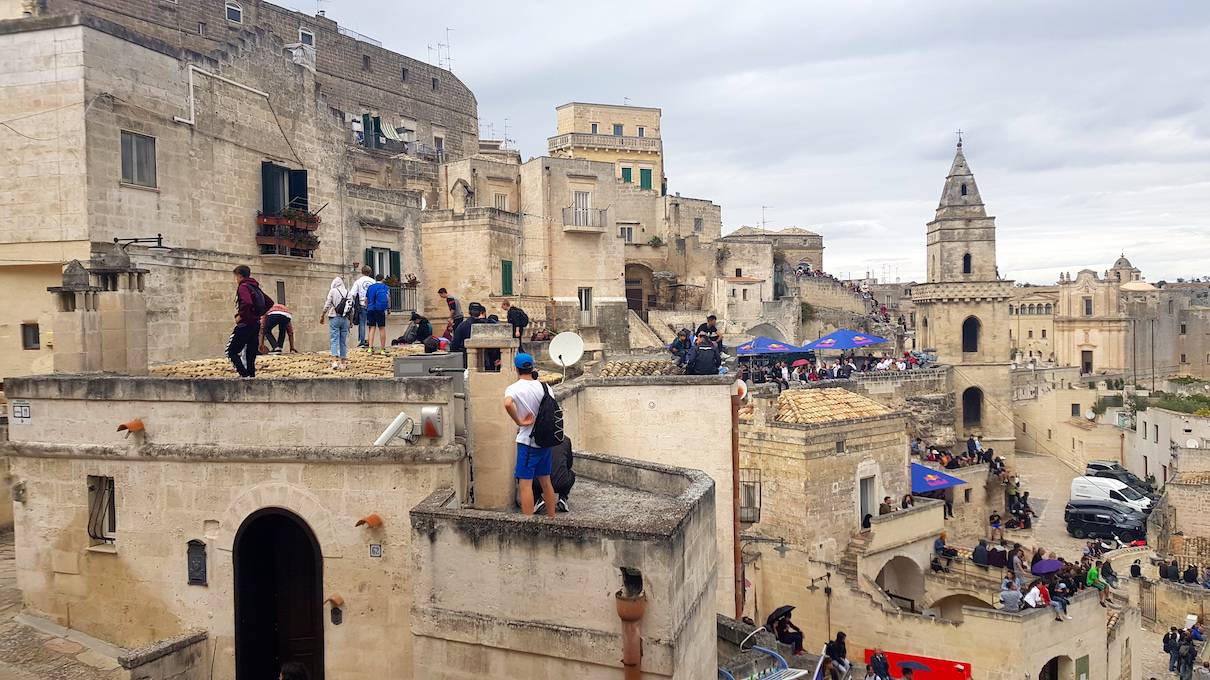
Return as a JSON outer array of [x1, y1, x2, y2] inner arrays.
[[9, 400, 31, 425], [369, 544, 383, 558], [187, 540, 207, 585]]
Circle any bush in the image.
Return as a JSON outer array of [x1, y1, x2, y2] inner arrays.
[[647, 235, 665, 247], [800, 302, 815, 323]]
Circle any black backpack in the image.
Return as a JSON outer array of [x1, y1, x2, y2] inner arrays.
[[334, 292, 350, 317], [531, 383, 564, 448], [249, 284, 273, 316], [510, 306, 530, 329]]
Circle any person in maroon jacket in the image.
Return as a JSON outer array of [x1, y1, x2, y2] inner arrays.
[[228, 265, 270, 378]]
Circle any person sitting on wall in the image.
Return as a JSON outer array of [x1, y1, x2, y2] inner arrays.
[[934, 532, 957, 567], [972, 538, 990, 567], [878, 496, 894, 515], [1129, 559, 1143, 579], [668, 329, 693, 367], [532, 435, 575, 514], [685, 330, 722, 376], [770, 610, 805, 656], [1185, 563, 1201, 585]]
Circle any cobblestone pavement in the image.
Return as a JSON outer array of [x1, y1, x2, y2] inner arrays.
[[0, 533, 122, 680]]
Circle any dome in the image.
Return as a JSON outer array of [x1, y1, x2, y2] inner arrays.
[[1112, 254, 1133, 269], [1119, 280, 1155, 292]]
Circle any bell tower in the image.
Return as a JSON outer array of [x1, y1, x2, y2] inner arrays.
[[914, 139, 1015, 454]]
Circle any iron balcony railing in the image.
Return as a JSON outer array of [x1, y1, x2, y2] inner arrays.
[[562, 207, 608, 229], [548, 132, 662, 152]]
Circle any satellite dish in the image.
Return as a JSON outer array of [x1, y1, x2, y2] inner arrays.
[[1188, 439, 1201, 449], [1085, 410, 1097, 421], [548, 332, 584, 371]]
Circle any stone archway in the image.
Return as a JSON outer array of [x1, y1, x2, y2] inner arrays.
[[875, 555, 925, 612], [624, 263, 656, 319], [216, 481, 343, 559], [746, 322, 788, 343], [928, 593, 993, 622], [1039, 655, 1074, 680]]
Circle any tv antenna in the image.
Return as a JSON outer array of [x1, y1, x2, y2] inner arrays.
[[503, 118, 515, 149], [761, 205, 773, 230]]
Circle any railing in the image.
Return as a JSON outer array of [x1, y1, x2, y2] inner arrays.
[[562, 207, 608, 229], [389, 286, 417, 314], [548, 132, 662, 152], [337, 25, 383, 46]]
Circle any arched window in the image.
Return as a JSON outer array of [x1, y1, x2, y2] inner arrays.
[[960, 183, 968, 196], [962, 316, 980, 353], [962, 387, 983, 426], [1008, 305, 1015, 315], [225, 1, 242, 23], [962, 253, 972, 275], [1044, 303, 1052, 315], [1028, 304, 1036, 315]]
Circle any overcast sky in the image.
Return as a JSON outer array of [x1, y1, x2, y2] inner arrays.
[[284, 0, 1210, 284]]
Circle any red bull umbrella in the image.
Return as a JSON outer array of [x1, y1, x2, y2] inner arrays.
[[910, 463, 967, 494], [800, 328, 888, 351]]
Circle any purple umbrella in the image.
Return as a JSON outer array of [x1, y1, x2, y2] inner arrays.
[[1032, 559, 1063, 575]]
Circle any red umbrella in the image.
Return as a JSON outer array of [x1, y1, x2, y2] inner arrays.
[[791, 359, 810, 367]]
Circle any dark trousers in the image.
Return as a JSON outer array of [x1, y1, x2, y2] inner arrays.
[[777, 630, 804, 653], [264, 315, 289, 351], [227, 323, 259, 377]]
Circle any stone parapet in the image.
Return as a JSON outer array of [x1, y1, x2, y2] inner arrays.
[[912, 281, 1014, 302]]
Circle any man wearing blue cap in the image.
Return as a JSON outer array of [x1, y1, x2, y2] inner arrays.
[[503, 352, 557, 517]]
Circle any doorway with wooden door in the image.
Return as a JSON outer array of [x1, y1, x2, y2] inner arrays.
[[234, 508, 324, 680]]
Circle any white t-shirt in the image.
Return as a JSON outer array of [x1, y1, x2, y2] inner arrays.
[[504, 378, 545, 446], [351, 275, 374, 305]]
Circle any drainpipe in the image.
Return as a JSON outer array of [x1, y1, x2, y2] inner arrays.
[[616, 569, 647, 680], [732, 392, 743, 618]]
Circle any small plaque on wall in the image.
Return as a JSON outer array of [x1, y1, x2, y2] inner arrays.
[[187, 540, 207, 586]]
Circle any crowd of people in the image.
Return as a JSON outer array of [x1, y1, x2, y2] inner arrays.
[[1163, 625, 1208, 679], [738, 351, 928, 390], [1158, 559, 1210, 589]]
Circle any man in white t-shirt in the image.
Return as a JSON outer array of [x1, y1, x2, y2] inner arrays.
[[350, 264, 375, 348], [502, 353, 557, 517]]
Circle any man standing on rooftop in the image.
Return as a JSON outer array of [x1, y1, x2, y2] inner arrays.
[[503, 353, 557, 518]]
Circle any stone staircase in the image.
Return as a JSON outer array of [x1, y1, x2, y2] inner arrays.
[[837, 531, 871, 585]]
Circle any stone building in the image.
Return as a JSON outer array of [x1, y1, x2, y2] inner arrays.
[[913, 142, 1016, 453], [1131, 407, 1210, 486], [1007, 285, 1058, 363], [548, 101, 665, 194], [0, 1, 478, 378]]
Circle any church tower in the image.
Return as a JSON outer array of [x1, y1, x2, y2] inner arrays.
[[914, 140, 1016, 453]]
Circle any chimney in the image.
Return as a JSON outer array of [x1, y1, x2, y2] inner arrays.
[[46, 246, 150, 375], [464, 323, 523, 510]]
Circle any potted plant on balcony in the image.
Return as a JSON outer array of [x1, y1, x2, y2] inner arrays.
[[384, 275, 402, 288], [403, 274, 419, 289]]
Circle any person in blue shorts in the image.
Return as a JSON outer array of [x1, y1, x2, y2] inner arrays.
[[503, 353, 557, 517]]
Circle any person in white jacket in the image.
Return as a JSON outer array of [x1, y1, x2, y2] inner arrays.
[[350, 265, 375, 348], [320, 277, 353, 370]]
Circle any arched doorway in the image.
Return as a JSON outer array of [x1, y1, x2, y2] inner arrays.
[[962, 387, 983, 427], [624, 263, 655, 320], [929, 593, 993, 622], [234, 508, 324, 680], [1038, 655, 1074, 680], [747, 323, 787, 343], [875, 556, 924, 612]]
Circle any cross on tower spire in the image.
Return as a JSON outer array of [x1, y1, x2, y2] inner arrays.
[[956, 129, 964, 148]]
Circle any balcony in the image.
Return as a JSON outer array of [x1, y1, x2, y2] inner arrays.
[[548, 132, 662, 153], [562, 207, 608, 233]]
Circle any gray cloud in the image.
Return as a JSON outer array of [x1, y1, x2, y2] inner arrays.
[[283, 0, 1210, 283]]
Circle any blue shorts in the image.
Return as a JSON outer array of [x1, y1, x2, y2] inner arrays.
[[515, 443, 552, 480], [366, 310, 386, 327]]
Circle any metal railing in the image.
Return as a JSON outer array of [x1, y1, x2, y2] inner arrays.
[[389, 286, 417, 314], [337, 25, 383, 46], [548, 132, 662, 152], [562, 206, 608, 229]]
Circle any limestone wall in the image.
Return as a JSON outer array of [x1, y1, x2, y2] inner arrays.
[[796, 278, 867, 315], [1166, 479, 1210, 537], [557, 376, 737, 616]]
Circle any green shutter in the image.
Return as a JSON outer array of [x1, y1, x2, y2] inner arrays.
[[639, 168, 652, 190], [364, 248, 374, 275], [501, 260, 513, 296], [621, 167, 632, 183], [389, 250, 401, 279]]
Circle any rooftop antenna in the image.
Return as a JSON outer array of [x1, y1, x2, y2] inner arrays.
[[314, 0, 327, 15], [761, 205, 772, 230], [503, 118, 515, 149], [624, 96, 631, 105], [445, 27, 454, 72], [427, 44, 435, 65]]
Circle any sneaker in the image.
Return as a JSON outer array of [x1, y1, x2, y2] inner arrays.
[[533, 500, 546, 515], [556, 498, 570, 513], [331, 361, 339, 370], [1065, 615, 1072, 620], [339, 362, 348, 371]]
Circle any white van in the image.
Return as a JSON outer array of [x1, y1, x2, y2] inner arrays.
[[1070, 476, 1152, 514]]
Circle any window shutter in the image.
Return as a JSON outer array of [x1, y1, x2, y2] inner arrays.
[[288, 169, 309, 210], [621, 167, 632, 183], [364, 248, 374, 273], [362, 113, 375, 148], [261, 161, 282, 215], [501, 260, 513, 296], [388, 250, 401, 279], [639, 168, 652, 190]]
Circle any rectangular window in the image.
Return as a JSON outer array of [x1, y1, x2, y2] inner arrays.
[[298, 28, 314, 46], [1047, 429, 1052, 440], [1181, 353, 1187, 363], [835, 440, 846, 454], [493, 193, 508, 211], [619, 226, 634, 243], [590, 123, 598, 134], [1083, 297, 1093, 316], [620, 166, 632, 183], [1154, 424, 1159, 441], [735, 268, 743, 277], [431, 77, 439, 91], [742, 289, 748, 301], [729, 288, 735, 297], [1071, 403, 1080, 417], [197, 21, 206, 35], [362, 55, 371, 71], [612, 123, 623, 136], [275, 281, 286, 305], [637, 126, 645, 138], [401, 67, 408, 82], [501, 259, 513, 296], [738, 468, 761, 524], [1141, 421, 1147, 440], [1028, 330, 1033, 339], [964, 488, 972, 503], [1180, 323, 1187, 335], [261, 162, 308, 214], [120, 131, 157, 188], [572, 190, 592, 226], [87, 475, 117, 543], [639, 167, 653, 190], [693, 217, 703, 233], [225, 2, 241, 23], [434, 136, 444, 160], [1041, 329, 1047, 339], [1022, 422, 1027, 433], [20, 323, 40, 350], [577, 287, 593, 326]]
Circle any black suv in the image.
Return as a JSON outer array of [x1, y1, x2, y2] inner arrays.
[[1064, 499, 1145, 523], [1065, 507, 1145, 542]]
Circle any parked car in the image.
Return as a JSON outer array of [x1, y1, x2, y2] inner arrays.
[[1085, 460, 1126, 474], [1064, 499, 1146, 524], [1089, 468, 1156, 496], [1070, 476, 1152, 514], [1065, 507, 1145, 542]]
